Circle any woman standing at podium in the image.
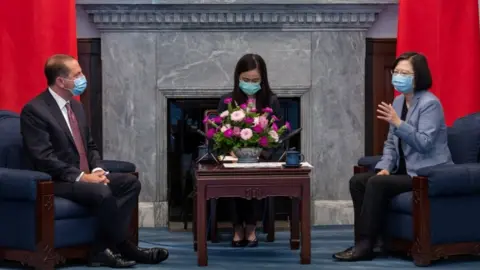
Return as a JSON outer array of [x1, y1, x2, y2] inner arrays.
[[217, 53, 280, 248]]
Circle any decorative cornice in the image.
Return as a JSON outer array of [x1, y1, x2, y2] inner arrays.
[[80, 4, 389, 31], [159, 86, 310, 98]]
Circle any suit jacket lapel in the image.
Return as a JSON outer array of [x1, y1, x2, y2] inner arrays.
[[406, 92, 422, 122], [42, 90, 76, 147]]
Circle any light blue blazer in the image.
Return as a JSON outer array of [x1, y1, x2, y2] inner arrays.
[[375, 91, 453, 176]]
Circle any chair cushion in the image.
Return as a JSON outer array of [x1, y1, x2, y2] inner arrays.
[[0, 111, 31, 169], [389, 191, 412, 214], [447, 127, 480, 164], [55, 197, 92, 219], [451, 113, 480, 163], [55, 217, 96, 248]]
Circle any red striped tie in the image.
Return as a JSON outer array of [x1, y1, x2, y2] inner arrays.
[[65, 103, 90, 173]]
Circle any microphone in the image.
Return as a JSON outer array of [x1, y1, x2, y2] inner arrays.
[[196, 129, 207, 138], [278, 128, 302, 144]]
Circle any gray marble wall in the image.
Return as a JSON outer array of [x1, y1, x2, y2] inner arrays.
[[79, 0, 396, 227]]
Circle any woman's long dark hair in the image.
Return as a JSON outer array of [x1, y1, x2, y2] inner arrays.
[[232, 54, 274, 110]]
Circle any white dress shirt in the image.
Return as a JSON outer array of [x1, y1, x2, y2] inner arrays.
[[48, 88, 103, 181]]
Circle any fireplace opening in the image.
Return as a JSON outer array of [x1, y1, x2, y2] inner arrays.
[[167, 97, 301, 227]]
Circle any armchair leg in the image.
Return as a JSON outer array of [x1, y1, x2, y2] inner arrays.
[[412, 176, 432, 267], [412, 254, 432, 267]]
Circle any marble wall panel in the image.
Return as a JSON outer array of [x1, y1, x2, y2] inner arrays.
[[309, 31, 366, 200], [101, 32, 159, 202], [156, 32, 312, 90]]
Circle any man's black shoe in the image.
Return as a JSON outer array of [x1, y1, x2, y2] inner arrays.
[[88, 248, 136, 268]]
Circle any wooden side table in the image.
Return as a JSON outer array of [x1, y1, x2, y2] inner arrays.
[[193, 164, 312, 266]]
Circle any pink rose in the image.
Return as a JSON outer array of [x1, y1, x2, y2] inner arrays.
[[206, 128, 216, 139], [213, 116, 222, 124], [223, 129, 233, 138], [272, 123, 278, 131], [258, 116, 269, 129], [252, 125, 263, 133], [233, 127, 241, 136], [244, 117, 254, 125], [224, 97, 233, 104], [240, 103, 247, 109], [285, 121, 291, 130], [262, 107, 273, 113], [240, 128, 253, 140], [259, 136, 269, 147], [251, 108, 257, 112]]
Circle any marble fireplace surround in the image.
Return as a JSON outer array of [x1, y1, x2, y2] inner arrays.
[[77, 0, 397, 227]]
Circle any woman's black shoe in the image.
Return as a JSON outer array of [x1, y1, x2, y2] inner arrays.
[[246, 239, 258, 247], [231, 240, 247, 247], [332, 246, 375, 261]]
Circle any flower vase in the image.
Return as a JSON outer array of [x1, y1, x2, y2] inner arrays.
[[233, 147, 262, 163]]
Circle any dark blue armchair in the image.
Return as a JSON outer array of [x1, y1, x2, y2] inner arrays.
[[0, 111, 139, 270], [355, 112, 480, 266]]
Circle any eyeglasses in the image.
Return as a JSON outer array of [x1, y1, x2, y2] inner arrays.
[[391, 70, 414, 76]]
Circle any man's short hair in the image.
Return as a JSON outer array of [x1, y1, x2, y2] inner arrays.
[[44, 54, 75, 86]]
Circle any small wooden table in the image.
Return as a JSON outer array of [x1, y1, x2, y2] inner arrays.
[[193, 163, 312, 266]]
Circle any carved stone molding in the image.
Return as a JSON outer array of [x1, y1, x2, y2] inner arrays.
[[79, 3, 391, 31], [159, 86, 310, 98]]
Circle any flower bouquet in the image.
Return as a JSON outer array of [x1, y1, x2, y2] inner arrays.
[[204, 97, 291, 163]]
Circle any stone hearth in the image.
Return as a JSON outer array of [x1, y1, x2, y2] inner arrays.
[[77, 0, 397, 227]]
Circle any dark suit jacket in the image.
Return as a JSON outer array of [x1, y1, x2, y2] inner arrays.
[[20, 90, 101, 183]]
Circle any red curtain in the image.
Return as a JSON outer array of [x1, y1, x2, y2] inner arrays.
[[0, 0, 77, 113], [396, 0, 480, 126]]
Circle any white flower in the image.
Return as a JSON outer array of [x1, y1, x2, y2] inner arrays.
[[220, 124, 231, 132], [240, 128, 253, 140], [268, 130, 279, 142], [220, 110, 229, 118], [253, 117, 259, 125], [230, 110, 246, 122]]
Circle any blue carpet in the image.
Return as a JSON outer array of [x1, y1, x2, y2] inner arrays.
[[2, 225, 480, 269]]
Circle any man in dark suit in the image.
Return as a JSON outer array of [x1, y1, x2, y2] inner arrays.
[[20, 54, 169, 268]]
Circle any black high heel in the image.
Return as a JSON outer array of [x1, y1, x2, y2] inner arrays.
[[246, 239, 258, 247], [232, 225, 247, 247], [231, 240, 247, 247]]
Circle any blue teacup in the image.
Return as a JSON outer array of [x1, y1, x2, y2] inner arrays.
[[285, 151, 304, 166]]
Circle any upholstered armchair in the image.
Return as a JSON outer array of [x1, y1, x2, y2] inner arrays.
[[354, 112, 480, 266], [0, 110, 139, 270]]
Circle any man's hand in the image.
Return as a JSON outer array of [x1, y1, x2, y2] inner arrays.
[[377, 169, 390, 176], [81, 173, 110, 184], [92, 169, 105, 176]]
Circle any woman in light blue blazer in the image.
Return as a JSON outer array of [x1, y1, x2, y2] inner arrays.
[[333, 52, 453, 262]]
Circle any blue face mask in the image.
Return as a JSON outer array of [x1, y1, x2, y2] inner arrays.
[[391, 74, 414, 93], [239, 80, 261, 96], [64, 76, 87, 96]]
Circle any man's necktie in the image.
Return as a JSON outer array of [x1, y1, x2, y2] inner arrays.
[[65, 103, 90, 173]]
